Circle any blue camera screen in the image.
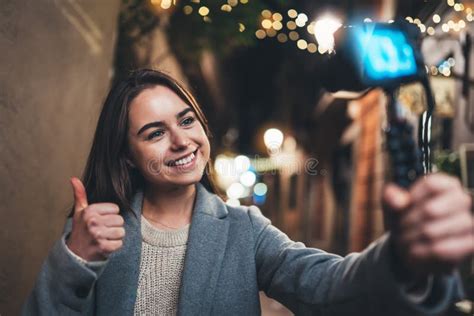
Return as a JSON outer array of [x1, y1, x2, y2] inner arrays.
[[353, 26, 418, 81]]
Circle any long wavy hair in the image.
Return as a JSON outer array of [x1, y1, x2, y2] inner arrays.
[[72, 69, 218, 216]]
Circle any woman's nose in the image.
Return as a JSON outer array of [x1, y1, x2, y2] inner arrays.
[[170, 129, 190, 150]]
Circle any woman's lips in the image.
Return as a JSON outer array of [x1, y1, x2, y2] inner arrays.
[[168, 149, 198, 171]]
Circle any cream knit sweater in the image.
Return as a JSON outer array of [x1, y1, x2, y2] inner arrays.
[[133, 216, 190, 316]]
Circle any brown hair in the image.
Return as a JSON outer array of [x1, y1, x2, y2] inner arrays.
[[74, 69, 218, 216]]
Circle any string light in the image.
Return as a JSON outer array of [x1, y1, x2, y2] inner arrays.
[[261, 19, 272, 29], [221, 4, 232, 12], [297, 39, 308, 50], [183, 5, 193, 14], [286, 21, 297, 30], [277, 33, 288, 43], [198, 6, 209, 16], [272, 21, 283, 31], [272, 13, 283, 21], [287, 9, 297, 19], [255, 29, 266, 39], [289, 31, 299, 41], [307, 43, 317, 53], [261, 10, 271, 18]]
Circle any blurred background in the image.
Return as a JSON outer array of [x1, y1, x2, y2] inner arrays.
[[1, 0, 474, 314]]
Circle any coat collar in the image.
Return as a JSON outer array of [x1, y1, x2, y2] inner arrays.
[[129, 182, 228, 220], [96, 182, 230, 315]]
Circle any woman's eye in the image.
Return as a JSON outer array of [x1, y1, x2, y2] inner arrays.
[[181, 117, 195, 126], [147, 130, 164, 140]]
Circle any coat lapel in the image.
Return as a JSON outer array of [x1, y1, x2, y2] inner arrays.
[[177, 184, 229, 316], [95, 190, 143, 315]]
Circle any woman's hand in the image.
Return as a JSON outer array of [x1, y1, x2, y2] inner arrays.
[[383, 173, 474, 277], [66, 177, 125, 262]]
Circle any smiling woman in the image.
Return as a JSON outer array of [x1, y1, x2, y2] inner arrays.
[[79, 69, 217, 217], [22, 69, 472, 316], [127, 85, 210, 191]]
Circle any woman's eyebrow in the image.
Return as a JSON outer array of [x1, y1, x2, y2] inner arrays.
[[136, 108, 196, 136]]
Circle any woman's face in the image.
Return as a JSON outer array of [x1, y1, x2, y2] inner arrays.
[[127, 85, 210, 190]]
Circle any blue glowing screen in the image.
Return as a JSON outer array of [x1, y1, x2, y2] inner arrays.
[[353, 26, 418, 82]]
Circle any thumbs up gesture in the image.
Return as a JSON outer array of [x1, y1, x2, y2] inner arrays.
[[66, 177, 125, 262]]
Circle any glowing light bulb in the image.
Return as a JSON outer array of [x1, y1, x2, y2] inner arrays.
[[313, 15, 342, 53]]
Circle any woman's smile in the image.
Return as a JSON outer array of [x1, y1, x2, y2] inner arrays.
[[166, 149, 198, 170]]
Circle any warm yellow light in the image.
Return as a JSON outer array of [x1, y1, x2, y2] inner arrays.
[[431, 66, 439, 75], [454, 3, 462, 11], [295, 18, 306, 27], [262, 9, 272, 18], [288, 9, 297, 19], [221, 4, 232, 12], [467, 14, 474, 22], [427, 26, 435, 35], [447, 0, 455, 6], [414, 18, 421, 25], [240, 0, 248, 4], [297, 13, 308, 23], [459, 20, 466, 28], [266, 29, 276, 37], [289, 31, 299, 41], [453, 23, 461, 32], [255, 29, 266, 39], [287, 21, 297, 30], [261, 19, 272, 29], [313, 15, 342, 52], [405, 16, 414, 23], [419, 24, 426, 33], [297, 39, 308, 50], [272, 13, 283, 21], [228, 0, 238, 7], [307, 43, 317, 53], [183, 5, 193, 14], [277, 33, 288, 43], [442, 23, 450, 32], [238, 23, 245, 32], [190, 0, 200, 3], [448, 20, 455, 28], [466, 8, 473, 14], [318, 46, 327, 54], [307, 23, 315, 34], [198, 6, 209, 16], [203, 16, 211, 23], [272, 21, 283, 30], [264, 128, 284, 152], [433, 14, 441, 23]]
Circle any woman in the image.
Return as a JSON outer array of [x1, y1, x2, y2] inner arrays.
[[23, 69, 473, 315]]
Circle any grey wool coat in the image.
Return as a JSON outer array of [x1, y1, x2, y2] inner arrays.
[[23, 183, 462, 315]]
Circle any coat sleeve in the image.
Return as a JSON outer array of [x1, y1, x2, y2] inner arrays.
[[248, 206, 464, 316], [21, 218, 108, 315]]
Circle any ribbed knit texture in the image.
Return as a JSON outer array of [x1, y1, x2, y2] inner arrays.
[[133, 216, 190, 316]]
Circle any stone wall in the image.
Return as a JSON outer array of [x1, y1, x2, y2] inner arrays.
[[0, 0, 120, 313]]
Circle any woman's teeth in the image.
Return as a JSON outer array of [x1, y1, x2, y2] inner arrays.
[[173, 152, 195, 166]]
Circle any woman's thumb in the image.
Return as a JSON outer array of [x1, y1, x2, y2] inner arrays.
[[383, 183, 411, 212], [70, 177, 88, 213]]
